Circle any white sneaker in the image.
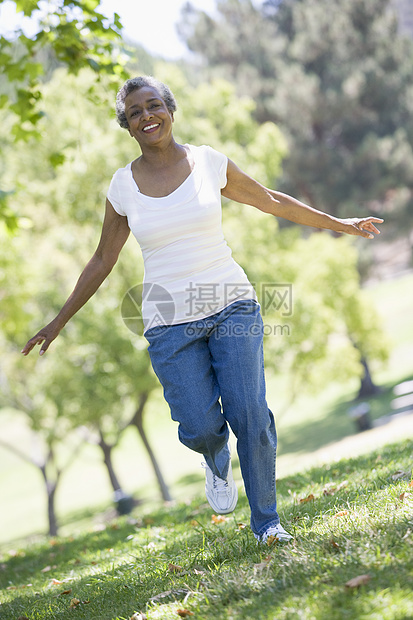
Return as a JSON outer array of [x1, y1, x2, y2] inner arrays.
[[254, 523, 293, 544], [202, 461, 238, 514]]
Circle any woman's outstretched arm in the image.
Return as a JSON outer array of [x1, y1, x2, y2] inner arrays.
[[21, 200, 130, 356], [221, 159, 383, 239]]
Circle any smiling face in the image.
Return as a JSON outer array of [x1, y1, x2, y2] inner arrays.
[[124, 86, 174, 147]]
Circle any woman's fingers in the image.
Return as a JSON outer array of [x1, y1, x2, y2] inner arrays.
[[21, 330, 53, 356], [357, 217, 383, 238], [21, 335, 44, 356]]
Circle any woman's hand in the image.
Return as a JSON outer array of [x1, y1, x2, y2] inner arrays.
[[21, 318, 62, 356], [21, 200, 130, 358], [339, 217, 384, 239]]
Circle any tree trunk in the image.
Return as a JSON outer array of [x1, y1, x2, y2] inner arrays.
[[97, 431, 134, 515], [358, 356, 381, 398], [0, 437, 84, 537], [40, 460, 59, 537], [130, 393, 172, 502], [47, 481, 59, 537], [98, 432, 123, 492]]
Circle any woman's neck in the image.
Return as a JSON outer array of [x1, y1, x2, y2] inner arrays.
[[139, 138, 186, 170]]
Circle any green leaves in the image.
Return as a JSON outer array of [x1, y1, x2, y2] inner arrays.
[[0, 1, 127, 135], [0, 189, 19, 234], [14, 0, 39, 17], [179, 0, 413, 234], [0, 0, 128, 232]]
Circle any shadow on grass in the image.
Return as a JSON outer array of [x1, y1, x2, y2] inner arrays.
[[278, 373, 413, 457]]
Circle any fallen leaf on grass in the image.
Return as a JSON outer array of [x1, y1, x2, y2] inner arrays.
[[177, 610, 194, 617], [345, 574, 370, 588], [391, 470, 411, 481], [237, 522, 247, 530], [299, 494, 315, 504], [168, 563, 184, 573], [17, 616, 30, 620], [69, 597, 90, 609], [330, 539, 340, 549], [8, 549, 25, 558], [409, 480, 413, 488], [149, 589, 189, 603], [254, 558, 272, 574], [189, 520, 198, 527], [334, 511, 349, 518], [211, 514, 228, 523], [323, 481, 348, 496], [57, 589, 72, 596], [399, 492, 411, 501]]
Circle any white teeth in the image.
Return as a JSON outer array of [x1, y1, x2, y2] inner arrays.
[[143, 124, 158, 131]]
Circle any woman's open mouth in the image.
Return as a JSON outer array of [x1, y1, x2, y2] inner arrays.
[[143, 123, 160, 133]]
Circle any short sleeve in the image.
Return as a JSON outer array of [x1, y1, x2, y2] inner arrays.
[[107, 171, 126, 217], [204, 145, 228, 189]]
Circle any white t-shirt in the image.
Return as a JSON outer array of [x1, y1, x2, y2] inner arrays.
[[107, 144, 256, 332]]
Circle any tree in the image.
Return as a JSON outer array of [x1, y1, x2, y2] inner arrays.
[[0, 0, 128, 231], [0, 0, 126, 138], [52, 298, 172, 504], [179, 0, 413, 251], [0, 329, 85, 536]]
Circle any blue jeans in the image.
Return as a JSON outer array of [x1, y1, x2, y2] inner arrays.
[[145, 299, 279, 536]]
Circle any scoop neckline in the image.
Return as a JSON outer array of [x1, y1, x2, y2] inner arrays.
[[129, 144, 196, 200]]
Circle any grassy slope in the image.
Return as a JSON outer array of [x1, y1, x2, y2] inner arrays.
[[1, 439, 412, 620]]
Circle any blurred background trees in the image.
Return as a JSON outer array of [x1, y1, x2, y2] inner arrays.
[[179, 0, 413, 267]]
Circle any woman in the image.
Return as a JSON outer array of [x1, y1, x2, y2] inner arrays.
[[22, 76, 382, 543]]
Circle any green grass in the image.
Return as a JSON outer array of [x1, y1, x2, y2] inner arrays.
[[1, 439, 413, 620]]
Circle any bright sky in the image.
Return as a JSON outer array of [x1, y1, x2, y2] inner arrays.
[[0, 0, 217, 59]]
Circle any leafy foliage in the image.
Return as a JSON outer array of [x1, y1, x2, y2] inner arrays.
[[179, 0, 413, 244], [0, 0, 127, 136], [0, 0, 128, 230]]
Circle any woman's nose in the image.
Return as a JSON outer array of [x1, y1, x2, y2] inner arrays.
[[141, 107, 153, 120]]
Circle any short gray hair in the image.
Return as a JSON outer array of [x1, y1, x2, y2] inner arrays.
[[115, 76, 177, 129]]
